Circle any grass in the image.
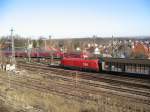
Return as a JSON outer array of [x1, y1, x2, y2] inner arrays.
[[0, 71, 149, 112], [0, 71, 98, 112]]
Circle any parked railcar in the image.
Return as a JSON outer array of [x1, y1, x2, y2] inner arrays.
[[100, 58, 150, 75], [61, 58, 99, 72], [63, 52, 91, 58], [2, 48, 63, 59], [15, 50, 27, 57]]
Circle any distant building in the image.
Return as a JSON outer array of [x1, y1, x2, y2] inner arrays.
[[132, 42, 150, 58]]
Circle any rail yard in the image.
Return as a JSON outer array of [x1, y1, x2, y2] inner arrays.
[[0, 35, 150, 112], [0, 57, 149, 112], [1, 0, 150, 111]]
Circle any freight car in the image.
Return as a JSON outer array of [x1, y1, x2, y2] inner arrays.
[[2, 48, 63, 59], [100, 58, 150, 76], [63, 52, 91, 58], [60, 57, 150, 77]]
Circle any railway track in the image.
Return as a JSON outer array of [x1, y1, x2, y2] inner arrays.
[[15, 62, 150, 102], [0, 71, 150, 105], [0, 74, 93, 101], [17, 62, 150, 90]]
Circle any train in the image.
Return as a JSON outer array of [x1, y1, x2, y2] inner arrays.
[[2, 48, 150, 76], [2, 49, 91, 60], [1, 48, 63, 58], [60, 57, 150, 76]]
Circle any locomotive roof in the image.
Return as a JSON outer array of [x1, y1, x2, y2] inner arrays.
[[101, 57, 150, 65]]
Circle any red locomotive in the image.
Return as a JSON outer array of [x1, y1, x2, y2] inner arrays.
[[61, 58, 99, 72]]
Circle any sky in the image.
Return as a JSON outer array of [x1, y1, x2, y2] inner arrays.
[[0, 0, 150, 38]]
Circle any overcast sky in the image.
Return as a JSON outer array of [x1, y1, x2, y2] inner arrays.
[[0, 0, 150, 38]]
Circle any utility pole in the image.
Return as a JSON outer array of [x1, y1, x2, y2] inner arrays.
[[49, 36, 53, 65], [112, 35, 114, 58], [27, 39, 31, 62], [10, 28, 16, 65], [93, 35, 96, 48], [44, 39, 47, 50], [36, 39, 40, 62]]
